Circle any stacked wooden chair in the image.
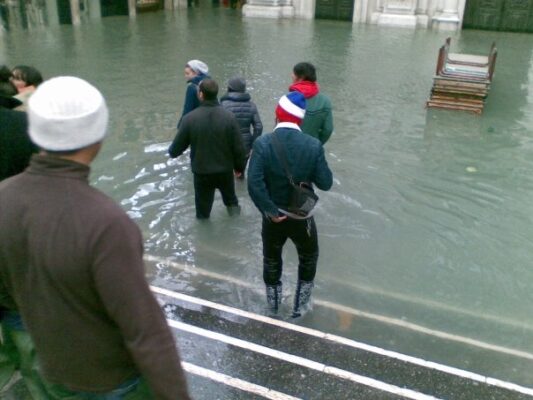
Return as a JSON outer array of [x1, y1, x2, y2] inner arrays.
[[427, 38, 497, 114]]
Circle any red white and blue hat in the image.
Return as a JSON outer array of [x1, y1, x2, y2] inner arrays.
[[276, 91, 306, 124]]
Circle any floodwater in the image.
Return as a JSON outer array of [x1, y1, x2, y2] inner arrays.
[[2, 2, 533, 389]]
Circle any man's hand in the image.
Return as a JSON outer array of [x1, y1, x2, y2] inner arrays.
[[270, 215, 287, 223], [234, 170, 243, 178]]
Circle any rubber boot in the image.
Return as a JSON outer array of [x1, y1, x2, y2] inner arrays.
[[292, 280, 314, 318], [266, 283, 282, 312]]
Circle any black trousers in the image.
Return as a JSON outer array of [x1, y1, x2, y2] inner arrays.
[[193, 172, 238, 219], [262, 216, 319, 285]]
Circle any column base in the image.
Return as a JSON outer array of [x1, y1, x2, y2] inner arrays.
[[377, 13, 417, 28], [242, 5, 294, 18], [432, 13, 460, 31]]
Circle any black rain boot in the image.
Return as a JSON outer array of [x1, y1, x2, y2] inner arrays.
[[266, 283, 282, 312], [292, 280, 314, 318]]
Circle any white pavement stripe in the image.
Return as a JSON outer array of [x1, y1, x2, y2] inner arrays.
[[170, 319, 441, 400], [152, 285, 533, 397], [327, 277, 533, 332], [145, 256, 533, 362], [317, 300, 533, 361], [181, 362, 302, 400]]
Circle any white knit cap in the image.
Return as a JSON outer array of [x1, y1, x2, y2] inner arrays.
[[28, 76, 108, 151], [186, 59, 209, 75]]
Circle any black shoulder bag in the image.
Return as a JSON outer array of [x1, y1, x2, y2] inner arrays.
[[271, 133, 318, 218]]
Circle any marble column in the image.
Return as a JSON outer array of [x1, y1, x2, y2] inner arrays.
[[69, 0, 80, 25], [128, 0, 136, 18], [431, 0, 460, 30], [242, 0, 294, 19]]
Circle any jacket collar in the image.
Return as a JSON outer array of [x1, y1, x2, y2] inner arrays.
[[27, 154, 90, 181], [188, 73, 209, 85], [200, 99, 220, 107], [289, 80, 320, 99], [220, 92, 251, 102], [275, 122, 301, 131]]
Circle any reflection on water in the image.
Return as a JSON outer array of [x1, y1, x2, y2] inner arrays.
[[3, 5, 533, 385]]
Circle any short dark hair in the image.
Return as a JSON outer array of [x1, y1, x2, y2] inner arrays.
[[293, 62, 317, 82], [199, 78, 218, 101], [0, 81, 17, 97], [12, 65, 43, 87], [0, 65, 12, 82]]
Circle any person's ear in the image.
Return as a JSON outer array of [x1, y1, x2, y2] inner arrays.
[[197, 90, 204, 101]]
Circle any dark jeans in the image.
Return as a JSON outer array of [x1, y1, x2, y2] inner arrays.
[[44, 376, 152, 400], [193, 172, 239, 219], [262, 216, 319, 285]]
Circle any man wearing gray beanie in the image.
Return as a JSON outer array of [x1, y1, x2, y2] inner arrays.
[[0, 77, 191, 399]]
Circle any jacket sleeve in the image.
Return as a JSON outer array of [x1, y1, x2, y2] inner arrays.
[[319, 100, 334, 145], [247, 140, 279, 218], [250, 103, 263, 143], [92, 215, 191, 400], [312, 144, 333, 191], [177, 83, 199, 128], [168, 119, 190, 158]]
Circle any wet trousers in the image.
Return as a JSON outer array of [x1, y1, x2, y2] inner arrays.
[[193, 172, 238, 219], [262, 216, 319, 285]]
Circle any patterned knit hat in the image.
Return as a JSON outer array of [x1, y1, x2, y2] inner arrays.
[[275, 91, 306, 125]]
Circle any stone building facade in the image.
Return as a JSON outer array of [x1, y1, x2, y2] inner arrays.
[[242, 0, 465, 31]]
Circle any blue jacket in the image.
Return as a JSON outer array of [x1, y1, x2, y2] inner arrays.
[[248, 122, 333, 218], [177, 73, 209, 128]]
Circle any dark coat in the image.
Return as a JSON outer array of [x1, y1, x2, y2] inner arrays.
[[220, 92, 263, 153], [169, 100, 246, 175], [177, 73, 209, 128], [247, 122, 333, 218], [0, 108, 37, 182]]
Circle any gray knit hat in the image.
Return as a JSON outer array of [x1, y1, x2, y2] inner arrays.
[[227, 76, 246, 93], [28, 76, 108, 151]]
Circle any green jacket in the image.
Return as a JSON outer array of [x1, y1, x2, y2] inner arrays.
[[300, 93, 333, 144]]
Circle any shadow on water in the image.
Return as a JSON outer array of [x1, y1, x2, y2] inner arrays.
[[3, 3, 533, 386]]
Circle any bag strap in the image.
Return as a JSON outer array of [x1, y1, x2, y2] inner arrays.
[[271, 133, 295, 186]]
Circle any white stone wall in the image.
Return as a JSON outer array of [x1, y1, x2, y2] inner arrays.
[[244, 0, 464, 31]]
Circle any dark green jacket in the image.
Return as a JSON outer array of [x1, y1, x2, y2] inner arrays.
[[300, 93, 333, 144]]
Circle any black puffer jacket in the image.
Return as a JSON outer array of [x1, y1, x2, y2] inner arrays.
[[220, 92, 263, 154]]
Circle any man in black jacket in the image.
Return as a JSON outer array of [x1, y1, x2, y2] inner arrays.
[[0, 96, 37, 182], [169, 78, 246, 219]]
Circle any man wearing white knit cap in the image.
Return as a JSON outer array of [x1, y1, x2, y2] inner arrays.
[[0, 76, 191, 399], [177, 59, 210, 128]]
